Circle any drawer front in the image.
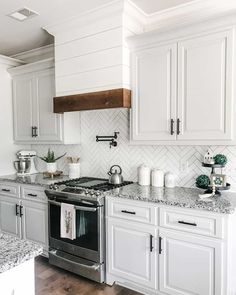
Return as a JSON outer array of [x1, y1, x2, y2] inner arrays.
[[159, 207, 223, 238], [0, 182, 20, 198], [21, 186, 47, 202], [107, 198, 156, 225]]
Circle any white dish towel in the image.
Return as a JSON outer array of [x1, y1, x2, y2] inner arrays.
[[60, 203, 76, 240]]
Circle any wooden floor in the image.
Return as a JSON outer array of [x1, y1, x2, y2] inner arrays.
[[35, 256, 143, 295]]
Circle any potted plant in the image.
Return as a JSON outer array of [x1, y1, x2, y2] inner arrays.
[[38, 149, 66, 173]]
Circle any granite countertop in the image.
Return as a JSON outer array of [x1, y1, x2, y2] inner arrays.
[[0, 233, 43, 273], [1, 174, 236, 214], [105, 183, 236, 214], [0, 173, 69, 187]]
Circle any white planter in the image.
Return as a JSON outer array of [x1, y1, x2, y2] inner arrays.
[[46, 162, 57, 173]]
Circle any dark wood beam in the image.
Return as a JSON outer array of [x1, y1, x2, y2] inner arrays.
[[53, 88, 131, 113]]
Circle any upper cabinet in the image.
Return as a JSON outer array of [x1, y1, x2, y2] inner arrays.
[[130, 26, 235, 145], [9, 59, 81, 145]]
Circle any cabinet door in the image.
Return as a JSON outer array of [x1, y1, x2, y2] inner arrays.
[[34, 69, 62, 142], [0, 195, 21, 238], [107, 219, 156, 289], [21, 200, 48, 251], [131, 43, 177, 141], [12, 73, 34, 142], [159, 229, 223, 295], [178, 29, 234, 141]]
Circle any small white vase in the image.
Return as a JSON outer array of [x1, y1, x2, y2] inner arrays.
[[69, 163, 80, 179], [47, 162, 57, 173]]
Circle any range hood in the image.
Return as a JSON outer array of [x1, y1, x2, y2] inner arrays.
[[53, 88, 131, 113]]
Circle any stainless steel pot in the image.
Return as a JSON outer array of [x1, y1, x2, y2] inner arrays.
[[108, 165, 123, 185], [14, 159, 31, 174]]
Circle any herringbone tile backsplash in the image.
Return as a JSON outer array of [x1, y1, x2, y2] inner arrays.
[[32, 109, 236, 191]]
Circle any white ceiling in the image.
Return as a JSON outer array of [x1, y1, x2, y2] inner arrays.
[[0, 0, 195, 56]]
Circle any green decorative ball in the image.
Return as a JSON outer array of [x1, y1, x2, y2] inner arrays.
[[214, 154, 227, 165], [196, 175, 210, 189]]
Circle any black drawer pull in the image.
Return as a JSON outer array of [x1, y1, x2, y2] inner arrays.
[[121, 210, 136, 215], [27, 193, 37, 197], [178, 221, 197, 226], [2, 189, 10, 192]]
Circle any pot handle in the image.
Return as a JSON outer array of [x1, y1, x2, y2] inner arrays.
[[109, 165, 122, 175]]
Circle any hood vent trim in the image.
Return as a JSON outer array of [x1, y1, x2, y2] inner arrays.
[[54, 88, 131, 113]]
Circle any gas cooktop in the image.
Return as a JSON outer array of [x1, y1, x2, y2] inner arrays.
[[50, 177, 133, 192]]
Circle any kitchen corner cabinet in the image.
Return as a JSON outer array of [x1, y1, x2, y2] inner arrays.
[[130, 25, 235, 145], [8, 58, 80, 144], [0, 182, 48, 256], [106, 197, 236, 295]]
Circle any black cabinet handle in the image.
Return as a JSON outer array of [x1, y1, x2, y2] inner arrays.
[[27, 193, 37, 197], [15, 204, 19, 216], [177, 118, 181, 135], [150, 235, 154, 252], [19, 205, 23, 217], [170, 119, 174, 135], [34, 126, 38, 137], [121, 210, 136, 215], [159, 237, 162, 254], [2, 189, 10, 192], [31, 126, 36, 137], [178, 221, 197, 226]]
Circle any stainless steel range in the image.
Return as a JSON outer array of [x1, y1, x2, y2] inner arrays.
[[45, 177, 132, 283]]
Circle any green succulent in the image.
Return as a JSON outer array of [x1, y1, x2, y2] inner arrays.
[[214, 154, 227, 166], [196, 174, 210, 189], [38, 149, 66, 163]]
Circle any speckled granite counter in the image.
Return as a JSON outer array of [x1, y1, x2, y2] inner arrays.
[[105, 184, 236, 214], [0, 173, 69, 187], [0, 233, 43, 273]]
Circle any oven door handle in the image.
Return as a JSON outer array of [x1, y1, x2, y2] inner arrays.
[[48, 199, 98, 212]]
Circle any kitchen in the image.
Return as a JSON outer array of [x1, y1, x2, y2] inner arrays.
[[1, 0, 236, 294]]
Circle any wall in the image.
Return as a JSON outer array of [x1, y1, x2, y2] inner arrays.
[[0, 59, 26, 175], [32, 108, 236, 191]]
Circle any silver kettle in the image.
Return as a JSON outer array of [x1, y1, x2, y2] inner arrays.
[[108, 165, 123, 185]]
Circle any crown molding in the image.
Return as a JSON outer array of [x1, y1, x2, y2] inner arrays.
[[8, 58, 54, 76], [0, 54, 24, 67], [11, 44, 54, 62], [144, 0, 236, 32]]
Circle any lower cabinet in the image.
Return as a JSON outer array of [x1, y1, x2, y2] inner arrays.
[[0, 195, 21, 238], [159, 229, 223, 295], [0, 191, 48, 255], [21, 200, 48, 252], [107, 218, 156, 289], [106, 198, 227, 295]]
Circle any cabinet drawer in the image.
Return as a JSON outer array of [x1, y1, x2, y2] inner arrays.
[[159, 207, 224, 238], [21, 186, 47, 202], [107, 198, 156, 225], [0, 182, 20, 197]]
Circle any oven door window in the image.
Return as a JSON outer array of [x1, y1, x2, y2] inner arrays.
[[50, 203, 98, 251]]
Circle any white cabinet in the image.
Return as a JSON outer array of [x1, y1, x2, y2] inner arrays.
[[21, 200, 48, 251], [9, 58, 80, 144], [159, 229, 223, 295], [131, 43, 177, 141], [178, 30, 234, 141], [107, 218, 156, 289], [0, 195, 21, 238], [0, 183, 48, 255], [106, 197, 233, 295], [130, 27, 235, 144]]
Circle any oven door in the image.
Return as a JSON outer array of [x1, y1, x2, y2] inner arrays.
[[48, 199, 104, 263]]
